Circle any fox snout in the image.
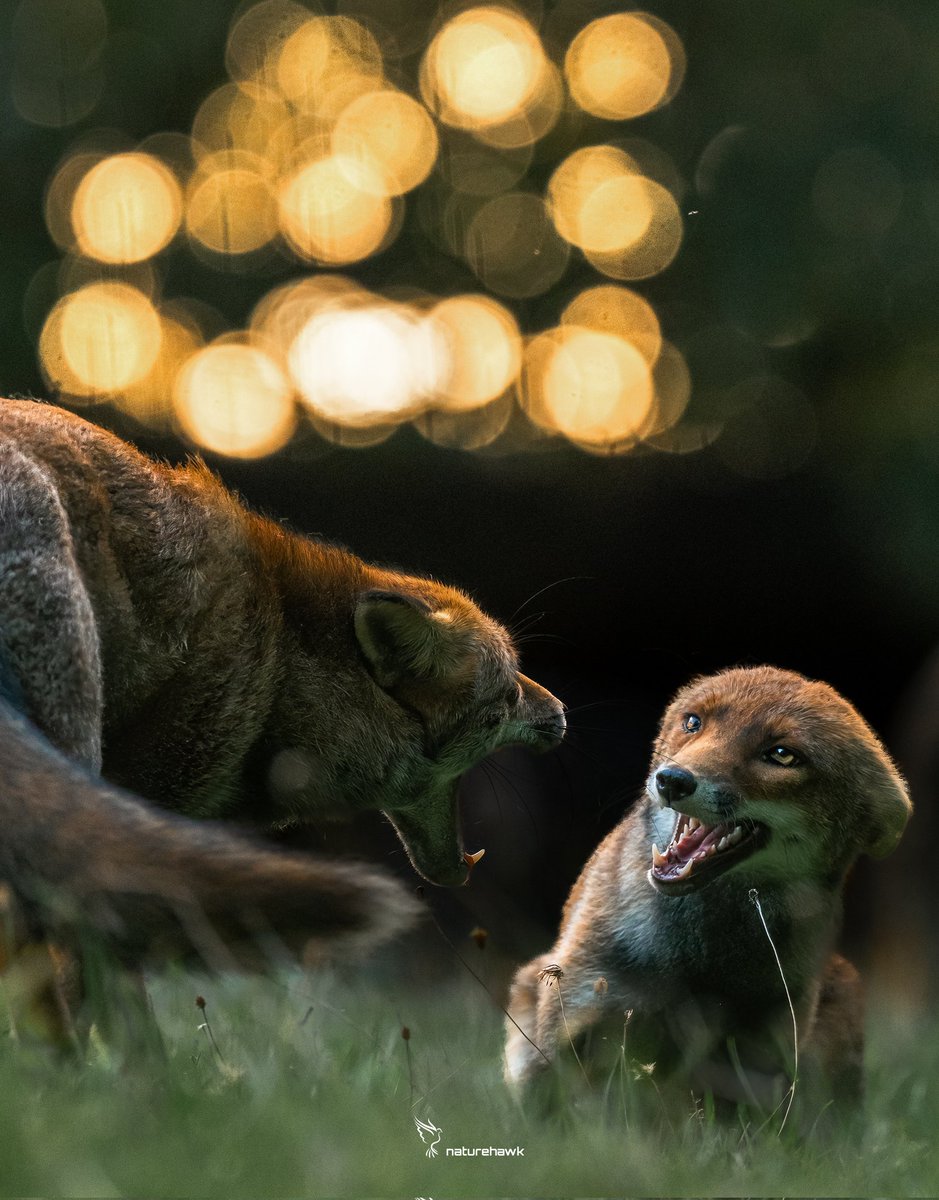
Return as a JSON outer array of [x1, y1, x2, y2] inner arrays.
[[514, 674, 566, 751], [654, 764, 696, 805]]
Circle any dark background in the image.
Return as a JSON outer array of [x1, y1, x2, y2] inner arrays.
[[2, 0, 937, 1004]]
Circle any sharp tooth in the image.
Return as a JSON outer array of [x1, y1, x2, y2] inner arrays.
[[463, 849, 486, 868], [717, 836, 729, 852], [707, 844, 716, 856], [729, 826, 743, 845], [674, 860, 694, 880], [652, 843, 667, 867], [688, 817, 700, 832]]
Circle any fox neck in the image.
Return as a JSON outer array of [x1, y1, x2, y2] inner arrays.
[[627, 807, 845, 1009]]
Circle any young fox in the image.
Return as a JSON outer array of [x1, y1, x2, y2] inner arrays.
[[504, 667, 910, 1113], [0, 399, 564, 992]]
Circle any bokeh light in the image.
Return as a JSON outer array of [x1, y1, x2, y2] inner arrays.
[[428, 294, 522, 411], [174, 340, 296, 458], [25, 0, 692, 457], [275, 16, 384, 115], [278, 154, 395, 263], [332, 89, 439, 196], [420, 7, 552, 140], [72, 153, 182, 263], [565, 13, 672, 120], [561, 284, 662, 365], [40, 283, 162, 398], [519, 326, 655, 450], [225, 1, 311, 91], [547, 145, 642, 248], [548, 145, 683, 280], [289, 302, 446, 427], [186, 154, 278, 256], [117, 310, 204, 429]]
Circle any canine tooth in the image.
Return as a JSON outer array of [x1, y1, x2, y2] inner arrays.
[[729, 826, 743, 845], [688, 817, 700, 832], [652, 843, 667, 867], [674, 860, 694, 880], [707, 844, 716, 856], [464, 849, 486, 868], [717, 836, 729, 852]]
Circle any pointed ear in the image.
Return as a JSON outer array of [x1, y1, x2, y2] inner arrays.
[[864, 764, 912, 858], [354, 590, 462, 687]]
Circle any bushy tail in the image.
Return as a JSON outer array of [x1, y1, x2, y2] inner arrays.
[[0, 699, 419, 970]]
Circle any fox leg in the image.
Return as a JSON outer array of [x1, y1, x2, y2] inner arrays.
[[0, 445, 103, 770], [504, 954, 555, 1088], [801, 953, 865, 1104], [505, 954, 608, 1101]]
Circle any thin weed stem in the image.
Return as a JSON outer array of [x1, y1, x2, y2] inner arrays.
[[748, 888, 798, 1134], [538, 964, 590, 1088], [195, 995, 226, 1066], [421, 895, 551, 1069]]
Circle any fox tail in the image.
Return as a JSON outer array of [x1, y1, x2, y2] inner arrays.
[[0, 697, 419, 971]]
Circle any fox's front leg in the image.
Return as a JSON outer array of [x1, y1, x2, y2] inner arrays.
[[504, 954, 609, 1103], [0, 445, 103, 770]]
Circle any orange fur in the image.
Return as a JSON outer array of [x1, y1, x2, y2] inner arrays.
[[505, 666, 910, 1118]]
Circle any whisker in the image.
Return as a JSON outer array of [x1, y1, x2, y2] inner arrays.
[[508, 576, 595, 624]]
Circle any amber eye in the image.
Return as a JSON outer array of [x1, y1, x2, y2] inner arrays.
[[764, 745, 803, 767], [682, 713, 702, 733]]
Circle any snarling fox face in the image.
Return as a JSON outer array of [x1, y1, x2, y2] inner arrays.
[[645, 666, 911, 896], [354, 580, 566, 885]]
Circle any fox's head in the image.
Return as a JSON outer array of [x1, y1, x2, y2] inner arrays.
[[354, 582, 565, 885], [643, 666, 911, 897], [266, 541, 565, 887]]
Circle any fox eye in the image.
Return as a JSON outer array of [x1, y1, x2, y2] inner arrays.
[[764, 745, 803, 767], [682, 713, 702, 733]]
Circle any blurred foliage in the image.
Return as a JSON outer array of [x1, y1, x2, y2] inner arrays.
[[0, 965, 937, 1195]]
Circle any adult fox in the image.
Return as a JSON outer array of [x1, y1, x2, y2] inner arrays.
[[0, 398, 564, 1032]]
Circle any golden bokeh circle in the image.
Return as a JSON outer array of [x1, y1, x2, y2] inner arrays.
[[565, 13, 672, 120], [289, 303, 445, 427], [561, 284, 662, 365], [332, 89, 439, 196], [174, 340, 297, 458], [186, 165, 278, 255], [72, 153, 182, 263], [428, 294, 522, 411], [519, 326, 655, 448], [41, 282, 163, 397], [278, 154, 394, 263], [421, 6, 548, 132], [584, 178, 683, 280]]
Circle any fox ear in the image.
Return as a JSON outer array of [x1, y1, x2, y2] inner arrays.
[[864, 764, 912, 858], [354, 590, 461, 687]]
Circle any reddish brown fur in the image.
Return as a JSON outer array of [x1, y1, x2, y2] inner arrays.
[[0, 398, 565, 1044], [504, 666, 910, 1120]]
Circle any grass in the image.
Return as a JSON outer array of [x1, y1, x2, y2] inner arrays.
[[0, 960, 936, 1198]]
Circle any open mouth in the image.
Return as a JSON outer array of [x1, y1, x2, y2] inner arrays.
[[650, 812, 767, 892]]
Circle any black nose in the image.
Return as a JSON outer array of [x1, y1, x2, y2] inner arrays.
[[655, 765, 696, 804]]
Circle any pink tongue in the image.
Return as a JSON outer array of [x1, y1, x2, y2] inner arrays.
[[673, 821, 725, 863]]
